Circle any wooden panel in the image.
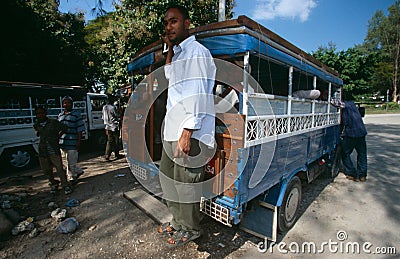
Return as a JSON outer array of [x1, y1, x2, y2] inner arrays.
[[214, 113, 245, 199], [217, 135, 242, 160], [216, 113, 245, 139], [123, 189, 172, 225], [205, 149, 225, 195]]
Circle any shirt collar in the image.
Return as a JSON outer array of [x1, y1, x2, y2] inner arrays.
[[173, 35, 195, 54]]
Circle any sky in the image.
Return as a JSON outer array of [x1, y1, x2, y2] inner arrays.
[[59, 0, 395, 53]]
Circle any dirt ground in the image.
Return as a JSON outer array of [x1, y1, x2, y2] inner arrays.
[[3, 115, 398, 258], [0, 147, 272, 258], [0, 149, 334, 258]]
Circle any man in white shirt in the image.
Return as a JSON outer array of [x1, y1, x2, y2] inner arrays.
[[102, 99, 122, 161], [157, 4, 216, 248]]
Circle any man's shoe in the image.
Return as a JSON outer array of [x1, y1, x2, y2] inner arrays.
[[76, 171, 84, 179], [359, 177, 367, 182], [69, 171, 84, 183], [116, 154, 124, 159], [346, 175, 359, 182], [105, 155, 111, 161]]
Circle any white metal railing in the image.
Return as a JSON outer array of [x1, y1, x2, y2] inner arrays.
[[245, 112, 340, 147]]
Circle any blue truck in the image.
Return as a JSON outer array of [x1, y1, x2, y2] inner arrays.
[[124, 15, 342, 241]]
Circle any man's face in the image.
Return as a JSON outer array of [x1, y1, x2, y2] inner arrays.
[[164, 8, 190, 45], [35, 109, 47, 122], [62, 99, 73, 111]]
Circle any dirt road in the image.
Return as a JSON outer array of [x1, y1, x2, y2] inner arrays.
[[1, 114, 399, 258], [0, 148, 260, 258], [241, 113, 400, 258]]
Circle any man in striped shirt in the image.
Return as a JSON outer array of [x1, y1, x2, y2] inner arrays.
[[58, 96, 85, 183]]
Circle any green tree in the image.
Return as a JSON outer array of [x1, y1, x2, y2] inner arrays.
[[364, 1, 400, 102], [1, 0, 87, 85], [85, 0, 235, 94], [312, 43, 377, 98], [312, 42, 341, 70]]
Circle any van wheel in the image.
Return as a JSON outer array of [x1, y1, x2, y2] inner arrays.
[[1, 147, 37, 171], [278, 176, 302, 232]]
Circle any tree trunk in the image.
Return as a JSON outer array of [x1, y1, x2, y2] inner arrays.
[[393, 38, 400, 103]]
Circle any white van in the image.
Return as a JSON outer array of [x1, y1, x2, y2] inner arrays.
[[0, 81, 108, 171]]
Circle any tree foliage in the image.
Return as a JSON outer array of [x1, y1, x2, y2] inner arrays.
[[85, 0, 235, 93], [1, 0, 87, 86], [364, 0, 400, 102], [312, 1, 400, 102], [312, 43, 378, 97], [2, 0, 234, 93]]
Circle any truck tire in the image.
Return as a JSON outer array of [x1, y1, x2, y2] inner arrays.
[[329, 145, 342, 178], [278, 176, 302, 232], [0, 146, 37, 172]]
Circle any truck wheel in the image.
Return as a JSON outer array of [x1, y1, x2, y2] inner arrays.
[[278, 176, 302, 232], [329, 146, 342, 178], [1, 147, 37, 171]]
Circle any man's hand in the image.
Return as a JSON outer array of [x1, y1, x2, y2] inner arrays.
[[174, 129, 193, 158], [160, 33, 174, 47], [161, 33, 174, 65]]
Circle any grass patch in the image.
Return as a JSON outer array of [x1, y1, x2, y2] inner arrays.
[[360, 102, 400, 114]]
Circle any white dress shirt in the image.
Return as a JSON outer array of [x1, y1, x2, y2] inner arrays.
[[163, 36, 216, 147]]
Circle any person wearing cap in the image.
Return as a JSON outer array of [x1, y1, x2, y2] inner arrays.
[[58, 96, 85, 183]]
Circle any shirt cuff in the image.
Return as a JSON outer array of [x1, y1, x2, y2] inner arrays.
[[181, 117, 202, 130]]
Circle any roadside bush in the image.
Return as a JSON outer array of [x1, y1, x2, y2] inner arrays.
[[364, 102, 400, 114]]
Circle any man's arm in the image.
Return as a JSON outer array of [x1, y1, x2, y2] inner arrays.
[[331, 98, 346, 108], [33, 124, 40, 137], [162, 35, 174, 65], [76, 131, 82, 150], [74, 111, 86, 151], [58, 121, 68, 137], [174, 128, 193, 158]]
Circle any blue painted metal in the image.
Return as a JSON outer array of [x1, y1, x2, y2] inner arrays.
[[127, 52, 154, 73], [212, 125, 340, 223], [125, 17, 343, 238], [198, 34, 343, 85], [127, 34, 343, 86]]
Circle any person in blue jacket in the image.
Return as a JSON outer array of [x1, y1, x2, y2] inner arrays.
[[332, 92, 368, 182]]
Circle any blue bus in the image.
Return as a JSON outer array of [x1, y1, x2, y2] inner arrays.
[[125, 15, 342, 241]]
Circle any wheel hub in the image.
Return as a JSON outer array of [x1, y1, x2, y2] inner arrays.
[[285, 187, 300, 222]]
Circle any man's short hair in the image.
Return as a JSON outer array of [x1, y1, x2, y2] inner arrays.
[[166, 4, 190, 20], [62, 96, 73, 103], [343, 91, 355, 101], [35, 106, 47, 114]]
